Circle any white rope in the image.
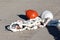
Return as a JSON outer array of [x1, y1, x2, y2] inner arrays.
[[9, 17, 44, 32]]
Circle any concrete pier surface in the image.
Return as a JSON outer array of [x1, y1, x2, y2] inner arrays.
[[0, 0, 60, 40]]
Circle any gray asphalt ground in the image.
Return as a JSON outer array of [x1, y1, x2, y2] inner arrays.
[[0, 0, 60, 40]]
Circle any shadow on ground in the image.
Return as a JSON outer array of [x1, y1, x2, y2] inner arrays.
[[18, 14, 28, 20], [46, 26, 60, 40], [5, 25, 12, 32]]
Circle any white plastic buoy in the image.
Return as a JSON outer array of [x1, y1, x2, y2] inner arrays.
[[41, 10, 53, 19], [40, 10, 54, 27]]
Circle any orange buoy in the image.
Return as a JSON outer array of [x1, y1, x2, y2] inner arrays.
[[26, 9, 38, 19]]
